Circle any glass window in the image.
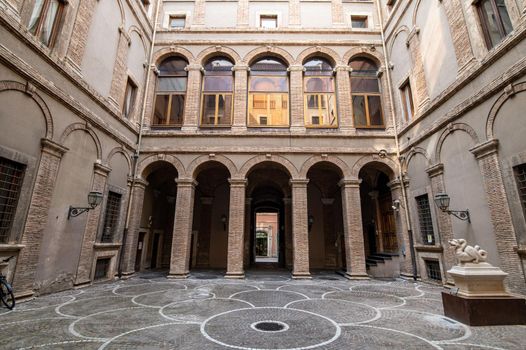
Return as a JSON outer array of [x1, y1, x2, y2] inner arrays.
[[248, 58, 289, 127], [28, 0, 64, 47], [514, 164, 526, 221], [169, 15, 186, 29], [201, 57, 234, 127], [153, 57, 188, 127], [101, 192, 122, 243], [400, 79, 414, 123], [260, 15, 278, 29], [303, 58, 337, 128], [123, 78, 137, 119], [0, 158, 25, 244], [351, 15, 368, 29], [416, 194, 435, 245], [477, 0, 513, 49], [349, 57, 384, 128]]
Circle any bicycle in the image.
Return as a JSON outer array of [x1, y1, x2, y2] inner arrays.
[[0, 256, 15, 310]]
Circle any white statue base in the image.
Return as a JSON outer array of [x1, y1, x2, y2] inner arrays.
[[447, 262, 509, 297]]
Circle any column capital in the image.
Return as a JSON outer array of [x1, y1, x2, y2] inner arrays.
[[334, 65, 351, 72], [290, 178, 309, 187], [426, 163, 444, 178], [185, 64, 203, 72], [229, 178, 248, 187], [232, 65, 249, 71], [176, 178, 198, 187], [388, 178, 407, 190], [287, 65, 305, 72], [93, 162, 111, 176], [41, 138, 68, 157], [132, 177, 149, 189], [469, 139, 499, 159], [338, 178, 361, 188]]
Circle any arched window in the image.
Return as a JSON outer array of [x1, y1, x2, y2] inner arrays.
[[303, 58, 337, 128], [248, 58, 289, 127], [153, 57, 188, 126], [349, 57, 384, 128], [201, 57, 234, 127]]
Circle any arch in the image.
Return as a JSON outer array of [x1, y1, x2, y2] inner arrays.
[[152, 46, 195, 66], [59, 122, 102, 160], [185, 155, 237, 178], [128, 25, 149, 59], [196, 46, 242, 66], [295, 46, 341, 66], [412, 0, 424, 27], [238, 155, 299, 178], [343, 46, 385, 67], [116, 0, 126, 27], [105, 146, 133, 176], [403, 147, 430, 173], [351, 155, 398, 179], [434, 123, 480, 164], [388, 25, 410, 58], [0, 80, 53, 139], [137, 153, 185, 179], [243, 46, 294, 66], [486, 82, 526, 140], [299, 155, 351, 178]]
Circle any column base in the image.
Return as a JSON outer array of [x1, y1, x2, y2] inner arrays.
[[344, 272, 370, 280], [119, 271, 136, 279], [167, 272, 190, 279], [225, 272, 245, 279], [292, 272, 312, 279]]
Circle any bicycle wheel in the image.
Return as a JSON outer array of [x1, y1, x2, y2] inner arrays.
[[0, 279, 15, 310]]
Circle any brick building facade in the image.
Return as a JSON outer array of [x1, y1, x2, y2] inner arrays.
[[0, 0, 525, 297]]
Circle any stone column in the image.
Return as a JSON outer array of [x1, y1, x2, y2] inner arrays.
[[109, 26, 131, 108], [289, 0, 301, 27], [440, 0, 475, 74], [470, 139, 526, 294], [290, 179, 311, 278], [192, 0, 206, 26], [406, 28, 430, 111], [388, 179, 413, 276], [120, 178, 148, 276], [226, 179, 247, 278], [182, 65, 202, 132], [331, 0, 344, 27], [335, 66, 353, 132], [237, 0, 249, 27], [168, 178, 197, 278], [426, 163, 455, 283], [243, 197, 251, 267], [65, 0, 98, 73], [339, 179, 368, 279], [284, 197, 293, 269], [289, 65, 305, 133], [196, 197, 213, 267], [232, 65, 248, 132], [12, 139, 67, 298], [75, 163, 111, 286]]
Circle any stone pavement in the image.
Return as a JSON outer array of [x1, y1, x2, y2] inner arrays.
[[1, 271, 525, 350]]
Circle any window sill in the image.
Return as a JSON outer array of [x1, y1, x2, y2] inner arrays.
[[414, 244, 443, 253]]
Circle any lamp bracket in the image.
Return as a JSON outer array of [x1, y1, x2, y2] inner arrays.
[[68, 206, 93, 219], [446, 209, 470, 223]]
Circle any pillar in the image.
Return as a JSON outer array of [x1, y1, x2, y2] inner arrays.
[[12, 139, 67, 298], [335, 65, 353, 131], [339, 179, 368, 279], [181, 64, 202, 132], [65, 0, 98, 73], [289, 65, 305, 133], [406, 28, 430, 111], [109, 26, 131, 108], [168, 178, 197, 278], [120, 178, 148, 276], [226, 179, 247, 278], [470, 139, 526, 294], [243, 197, 251, 267], [284, 197, 293, 268], [75, 163, 111, 286], [237, 0, 249, 27], [290, 179, 311, 278], [232, 65, 248, 132], [388, 179, 413, 276]]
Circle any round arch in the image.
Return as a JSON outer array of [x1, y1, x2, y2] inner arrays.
[[105, 146, 133, 176], [137, 153, 185, 179], [152, 46, 195, 66], [299, 155, 351, 178], [295, 47, 341, 66], [243, 46, 295, 66], [128, 25, 148, 59], [486, 82, 526, 140], [116, 0, 126, 27], [185, 155, 237, 178], [343, 46, 385, 67], [434, 123, 480, 164], [59, 122, 102, 160], [196, 46, 242, 66], [0, 81, 54, 139], [388, 26, 410, 58], [238, 155, 299, 179], [403, 147, 430, 173], [351, 155, 398, 179]]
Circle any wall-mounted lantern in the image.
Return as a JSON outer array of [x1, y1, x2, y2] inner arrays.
[[434, 193, 470, 222], [68, 191, 104, 219]]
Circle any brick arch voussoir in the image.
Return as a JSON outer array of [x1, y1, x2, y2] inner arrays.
[[153, 46, 195, 65], [388, 25, 410, 58], [295, 46, 342, 66], [0, 80, 54, 139], [351, 155, 398, 179], [243, 46, 295, 66], [137, 154, 185, 180], [196, 46, 242, 66], [343, 47, 385, 67], [299, 155, 351, 179], [128, 25, 148, 59], [434, 122, 480, 164], [105, 146, 133, 176], [486, 82, 526, 140], [403, 147, 430, 173], [238, 155, 299, 179], [186, 155, 238, 179], [116, 0, 126, 27], [59, 122, 102, 160]]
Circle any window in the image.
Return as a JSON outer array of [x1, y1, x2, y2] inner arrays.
[[424, 259, 442, 282], [169, 15, 186, 29], [400, 79, 414, 122], [351, 15, 368, 29], [514, 164, 526, 221], [153, 57, 188, 127], [123, 78, 137, 119], [416, 194, 435, 245], [350, 57, 384, 128], [303, 58, 337, 128], [248, 58, 289, 127], [0, 158, 25, 244], [260, 15, 278, 29], [28, 0, 65, 47], [94, 258, 111, 280], [201, 57, 234, 127], [101, 192, 122, 243], [476, 0, 513, 49]]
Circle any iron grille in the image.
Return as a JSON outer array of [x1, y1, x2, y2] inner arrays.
[[416, 194, 435, 245], [94, 258, 111, 280], [424, 260, 442, 281], [0, 158, 25, 243], [514, 164, 526, 220], [101, 192, 122, 243]]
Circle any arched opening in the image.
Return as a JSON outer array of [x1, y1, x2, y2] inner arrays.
[[138, 161, 178, 272], [191, 161, 231, 272], [153, 56, 188, 127], [303, 57, 337, 128], [306, 162, 346, 272], [358, 162, 398, 277], [349, 57, 384, 129], [245, 162, 292, 269], [201, 56, 234, 127]]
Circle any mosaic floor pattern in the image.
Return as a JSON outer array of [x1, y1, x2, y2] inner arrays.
[[1, 271, 525, 350]]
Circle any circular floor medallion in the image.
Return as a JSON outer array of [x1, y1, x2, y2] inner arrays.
[[251, 321, 289, 333]]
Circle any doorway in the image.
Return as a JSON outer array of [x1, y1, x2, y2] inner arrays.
[[255, 212, 279, 263]]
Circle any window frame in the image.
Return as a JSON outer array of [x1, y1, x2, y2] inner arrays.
[[28, 0, 66, 47], [399, 78, 415, 123], [152, 57, 188, 127], [302, 59, 338, 129], [0, 157, 25, 244], [200, 58, 235, 127], [475, 0, 513, 49], [122, 77, 138, 120], [259, 14, 278, 29], [169, 15, 186, 29], [350, 15, 369, 29], [415, 193, 436, 245], [100, 191, 122, 243], [514, 163, 526, 222]]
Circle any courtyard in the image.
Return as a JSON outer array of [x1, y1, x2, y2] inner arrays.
[[0, 272, 524, 350]]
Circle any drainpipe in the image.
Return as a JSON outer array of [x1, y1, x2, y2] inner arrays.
[[118, 0, 161, 278], [374, 2, 418, 281]]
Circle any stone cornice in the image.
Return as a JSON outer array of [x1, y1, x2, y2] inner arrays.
[[290, 179, 309, 187], [469, 139, 499, 159], [176, 178, 198, 187], [41, 138, 68, 157], [94, 162, 112, 176], [338, 178, 361, 188], [229, 178, 248, 187], [425, 163, 444, 178]]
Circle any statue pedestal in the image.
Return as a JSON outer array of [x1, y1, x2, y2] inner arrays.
[[447, 263, 508, 297]]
